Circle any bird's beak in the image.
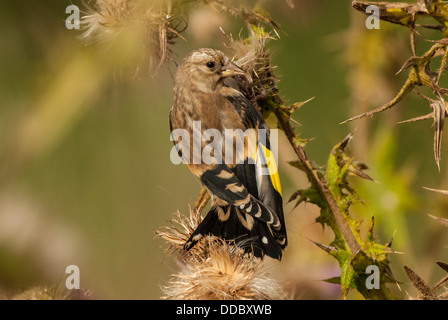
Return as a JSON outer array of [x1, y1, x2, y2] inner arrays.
[[221, 61, 246, 78]]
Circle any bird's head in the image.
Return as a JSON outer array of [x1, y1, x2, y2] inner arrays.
[[175, 48, 246, 93]]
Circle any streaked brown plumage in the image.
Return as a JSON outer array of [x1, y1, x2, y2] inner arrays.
[[170, 48, 287, 260]]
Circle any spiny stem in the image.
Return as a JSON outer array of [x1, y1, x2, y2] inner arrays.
[[272, 107, 361, 254]]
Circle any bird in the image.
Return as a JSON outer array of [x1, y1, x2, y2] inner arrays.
[[169, 48, 287, 260]]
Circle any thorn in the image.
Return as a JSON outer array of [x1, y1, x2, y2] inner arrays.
[[349, 167, 375, 181], [307, 238, 337, 254], [334, 132, 353, 151], [417, 24, 444, 31], [288, 97, 315, 112], [397, 113, 433, 124], [423, 187, 448, 196], [414, 90, 437, 103], [368, 214, 375, 235], [396, 56, 419, 75], [436, 261, 448, 273], [383, 264, 401, 283], [427, 38, 448, 46], [322, 276, 341, 285], [289, 117, 302, 126], [384, 248, 405, 255], [287, 189, 301, 203], [385, 230, 397, 248], [285, 0, 295, 8], [433, 275, 448, 292]]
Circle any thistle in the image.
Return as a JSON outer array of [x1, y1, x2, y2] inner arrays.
[[10, 285, 92, 300], [154, 209, 286, 300]]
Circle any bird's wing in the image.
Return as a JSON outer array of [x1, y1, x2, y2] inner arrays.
[[199, 163, 281, 231], [222, 92, 287, 246]]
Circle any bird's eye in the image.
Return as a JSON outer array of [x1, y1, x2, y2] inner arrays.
[[206, 61, 215, 69]]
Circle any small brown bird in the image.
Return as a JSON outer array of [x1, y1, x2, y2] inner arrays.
[[169, 48, 287, 260]]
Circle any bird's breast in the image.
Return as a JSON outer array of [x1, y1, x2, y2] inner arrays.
[[171, 89, 249, 169]]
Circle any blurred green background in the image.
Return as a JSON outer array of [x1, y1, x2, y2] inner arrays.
[[0, 0, 447, 299]]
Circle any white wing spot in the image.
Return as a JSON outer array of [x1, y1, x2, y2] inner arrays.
[[226, 182, 245, 193], [217, 206, 231, 221], [217, 170, 234, 180], [262, 236, 268, 244], [254, 206, 262, 218]]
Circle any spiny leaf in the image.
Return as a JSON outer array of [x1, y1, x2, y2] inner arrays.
[[288, 187, 323, 209]]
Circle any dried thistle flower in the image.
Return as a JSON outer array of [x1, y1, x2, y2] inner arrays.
[[80, 0, 187, 74], [154, 208, 203, 257], [80, 0, 133, 42], [218, 28, 283, 122], [154, 209, 286, 300], [200, 0, 280, 33], [233, 35, 277, 95], [11, 285, 92, 300], [162, 236, 286, 300]]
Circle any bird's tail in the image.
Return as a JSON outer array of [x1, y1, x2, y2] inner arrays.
[[184, 205, 284, 260]]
